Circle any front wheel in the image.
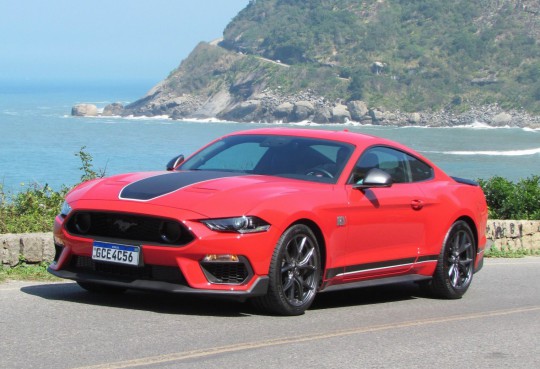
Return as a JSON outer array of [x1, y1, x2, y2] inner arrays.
[[253, 224, 321, 315], [430, 220, 476, 299]]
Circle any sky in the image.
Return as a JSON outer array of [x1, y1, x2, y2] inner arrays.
[[0, 0, 250, 83]]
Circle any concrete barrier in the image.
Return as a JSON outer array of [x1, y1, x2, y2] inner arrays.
[[1, 220, 539, 267], [486, 220, 540, 251], [1, 232, 54, 267]]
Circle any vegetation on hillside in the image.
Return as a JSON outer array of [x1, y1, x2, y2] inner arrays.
[[218, 0, 539, 113]]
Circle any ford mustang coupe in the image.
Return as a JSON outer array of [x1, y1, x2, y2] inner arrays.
[[49, 128, 488, 315]]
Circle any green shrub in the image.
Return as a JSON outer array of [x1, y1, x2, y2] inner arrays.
[[479, 175, 540, 220], [0, 147, 104, 234], [0, 183, 69, 233]]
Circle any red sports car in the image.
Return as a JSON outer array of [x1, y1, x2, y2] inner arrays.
[[49, 128, 488, 315]]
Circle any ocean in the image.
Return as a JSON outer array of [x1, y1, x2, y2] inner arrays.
[[1, 81, 539, 193]]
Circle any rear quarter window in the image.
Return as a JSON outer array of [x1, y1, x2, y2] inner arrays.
[[409, 156, 433, 182]]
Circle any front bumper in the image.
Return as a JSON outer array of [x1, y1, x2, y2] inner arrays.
[[50, 201, 280, 298], [47, 266, 269, 299]]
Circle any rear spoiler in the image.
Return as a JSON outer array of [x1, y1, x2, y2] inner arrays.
[[451, 176, 479, 186]]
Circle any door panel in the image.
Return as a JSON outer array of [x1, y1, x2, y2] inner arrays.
[[342, 183, 425, 281]]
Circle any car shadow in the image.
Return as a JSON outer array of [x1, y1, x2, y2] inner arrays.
[[21, 282, 253, 317], [21, 281, 428, 316], [311, 282, 426, 311]]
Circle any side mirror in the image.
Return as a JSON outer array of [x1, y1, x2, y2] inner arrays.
[[353, 168, 393, 190], [166, 154, 185, 171]]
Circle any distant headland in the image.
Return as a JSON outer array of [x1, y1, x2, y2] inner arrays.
[[72, 0, 540, 128]]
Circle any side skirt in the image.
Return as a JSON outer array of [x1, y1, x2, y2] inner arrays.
[[319, 274, 431, 293]]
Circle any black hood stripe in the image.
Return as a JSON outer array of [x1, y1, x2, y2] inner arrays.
[[119, 171, 241, 201]]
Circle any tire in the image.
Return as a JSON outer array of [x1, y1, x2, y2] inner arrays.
[[77, 281, 127, 294], [253, 224, 321, 315], [430, 220, 476, 299]]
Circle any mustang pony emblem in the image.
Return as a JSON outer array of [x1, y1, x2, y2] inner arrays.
[[113, 220, 138, 232]]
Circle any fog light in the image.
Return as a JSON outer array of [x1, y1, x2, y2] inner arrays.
[[203, 254, 240, 262]]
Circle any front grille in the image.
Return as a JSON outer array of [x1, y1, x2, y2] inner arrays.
[[200, 262, 250, 284], [68, 255, 186, 284], [65, 211, 194, 246]]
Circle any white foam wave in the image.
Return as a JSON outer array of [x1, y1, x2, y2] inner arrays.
[[111, 114, 172, 120], [289, 120, 375, 128], [178, 117, 236, 124], [425, 148, 540, 156], [58, 112, 540, 132], [458, 121, 497, 129], [290, 121, 324, 127]]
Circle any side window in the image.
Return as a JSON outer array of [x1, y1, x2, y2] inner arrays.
[[408, 155, 433, 182], [350, 147, 433, 184]]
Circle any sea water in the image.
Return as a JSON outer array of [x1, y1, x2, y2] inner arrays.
[[0, 80, 539, 192]]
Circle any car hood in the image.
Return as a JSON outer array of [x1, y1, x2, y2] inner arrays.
[[67, 170, 305, 217]]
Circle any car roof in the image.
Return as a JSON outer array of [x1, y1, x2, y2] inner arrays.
[[226, 127, 411, 152], [224, 128, 444, 177]]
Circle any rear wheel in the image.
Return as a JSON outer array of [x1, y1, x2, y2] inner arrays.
[[430, 220, 475, 299], [253, 224, 321, 315], [77, 281, 127, 294]]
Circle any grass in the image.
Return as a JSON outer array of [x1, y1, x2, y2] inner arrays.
[[484, 246, 540, 258], [0, 262, 60, 283]]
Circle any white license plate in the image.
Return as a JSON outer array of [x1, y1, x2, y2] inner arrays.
[[92, 241, 140, 266]]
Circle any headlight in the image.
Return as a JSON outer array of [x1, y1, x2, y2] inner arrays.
[[200, 216, 270, 234], [60, 201, 72, 217]]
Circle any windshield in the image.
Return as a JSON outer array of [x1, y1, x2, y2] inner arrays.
[[179, 135, 354, 184]]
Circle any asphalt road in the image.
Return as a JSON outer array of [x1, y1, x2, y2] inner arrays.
[[1, 258, 539, 369]]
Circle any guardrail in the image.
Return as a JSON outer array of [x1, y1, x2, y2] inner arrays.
[[1, 220, 539, 267]]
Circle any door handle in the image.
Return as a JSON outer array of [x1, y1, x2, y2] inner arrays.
[[411, 199, 424, 211]]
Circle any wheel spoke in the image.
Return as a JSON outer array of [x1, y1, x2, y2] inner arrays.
[[458, 239, 471, 255], [448, 264, 457, 285], [451, 265, 460, 286], [296, 236, 307, 256], [298, 246, 315, 267], [448, 264, 455, 278], [284, 247, 294, 264], [298, 264, 316, 273], [281, 264, 294, 273], [293, 275, 304, 300], [282, 275, 294, 293], [288, 278, 297, 300], [302, 278, 314, 291], [452, 234, 460, 253]]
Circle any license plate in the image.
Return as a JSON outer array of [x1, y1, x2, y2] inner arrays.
[[92, 241, 140, 266]]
